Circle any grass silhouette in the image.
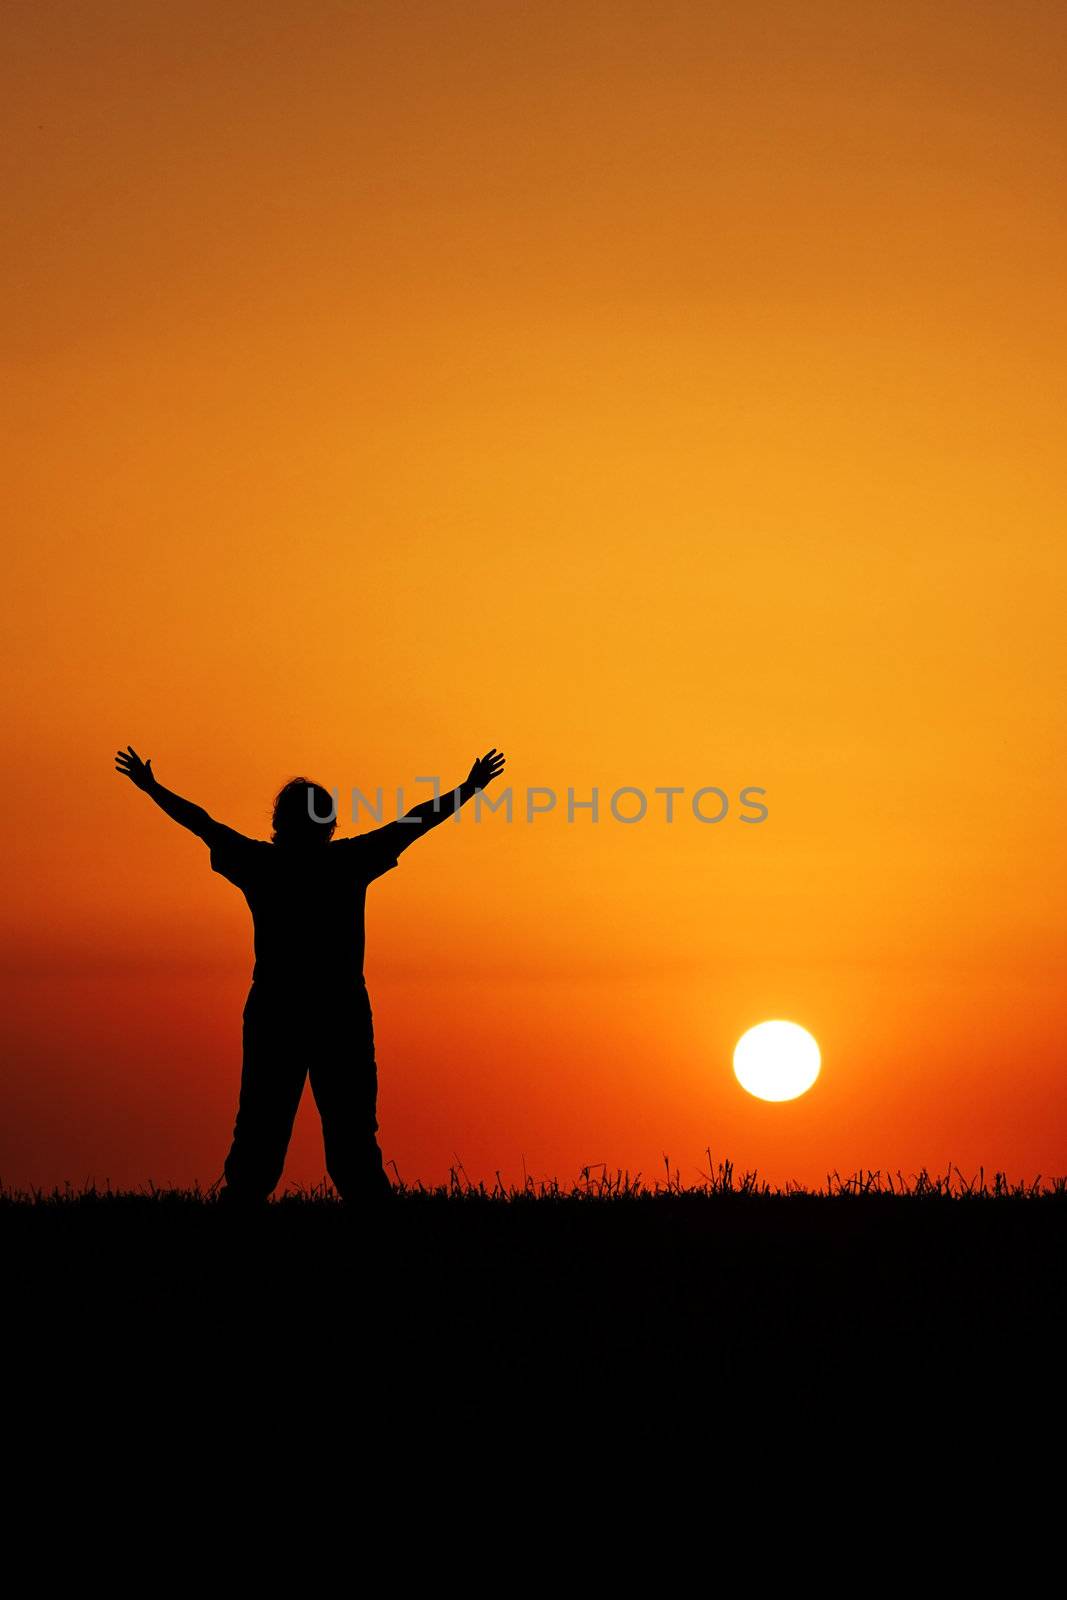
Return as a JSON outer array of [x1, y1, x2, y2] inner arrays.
[[5, 1150, 1065, 1205], [6, 1154, 1063, 1446]]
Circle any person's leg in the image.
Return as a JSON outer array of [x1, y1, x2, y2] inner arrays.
[[308, 990, 393, 1203], [219, 988, 308, 1205]]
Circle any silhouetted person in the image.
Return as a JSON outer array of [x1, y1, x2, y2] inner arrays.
[[114, 745, 507, 1207]]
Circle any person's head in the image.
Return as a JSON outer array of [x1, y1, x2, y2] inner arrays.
[[271, 777, 337, 846]]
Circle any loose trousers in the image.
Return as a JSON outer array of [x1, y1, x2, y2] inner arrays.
[[220, 980, 392, 1203]]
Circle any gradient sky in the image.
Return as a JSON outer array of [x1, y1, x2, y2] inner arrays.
[[2, 0, 1065, 1193]]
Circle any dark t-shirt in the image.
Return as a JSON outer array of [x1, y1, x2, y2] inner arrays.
[[206, 822, 405, 993]]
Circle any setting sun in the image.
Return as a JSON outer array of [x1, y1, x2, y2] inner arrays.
[[733, 1022, 821, 1104]]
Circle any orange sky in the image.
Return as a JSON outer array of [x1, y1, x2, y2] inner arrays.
[[2, 0, 1065, 1192]]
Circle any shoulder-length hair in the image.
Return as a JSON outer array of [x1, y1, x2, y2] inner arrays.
[[271, 777, 338, 844]]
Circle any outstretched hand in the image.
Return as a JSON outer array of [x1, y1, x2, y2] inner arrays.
[[115, 745, 155, 791], [467, 749, 506, 790]]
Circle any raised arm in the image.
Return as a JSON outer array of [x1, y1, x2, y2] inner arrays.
[[114, 745, 226, 843], [394, 748, 506, 850]]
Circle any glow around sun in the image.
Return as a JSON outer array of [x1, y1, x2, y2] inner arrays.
[[733, 1021, 821, 1103]]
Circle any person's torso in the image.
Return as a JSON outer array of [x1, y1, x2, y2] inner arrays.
[[238, 848, 372, 991]]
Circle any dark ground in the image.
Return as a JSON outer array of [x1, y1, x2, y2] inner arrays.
[[4, 1171, 1064, 1560], [6, 1172, 1065, 1433]]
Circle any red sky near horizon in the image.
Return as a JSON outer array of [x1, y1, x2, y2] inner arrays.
[[2, 0, 1065, 1194]]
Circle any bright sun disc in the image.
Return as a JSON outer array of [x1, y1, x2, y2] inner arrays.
[[733, 1021, 821, 1103]]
